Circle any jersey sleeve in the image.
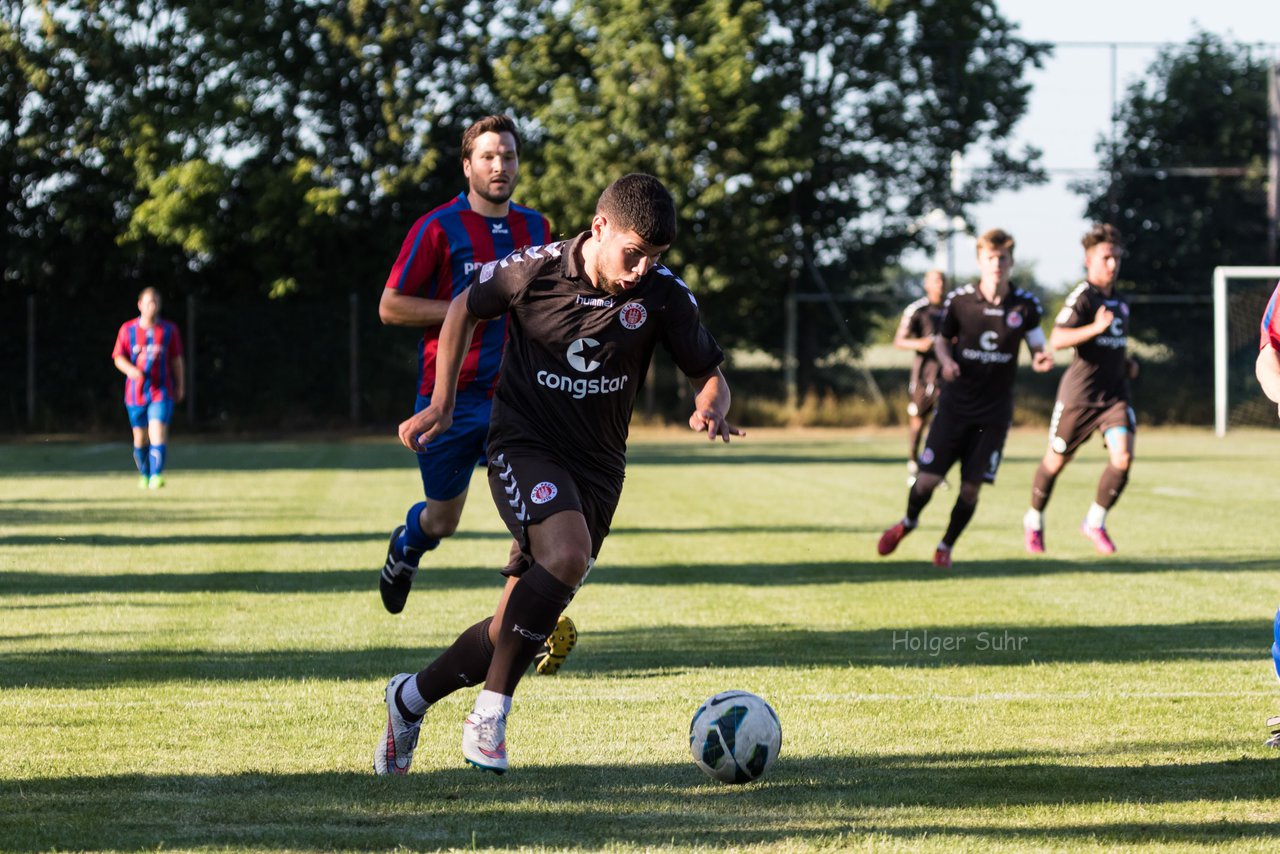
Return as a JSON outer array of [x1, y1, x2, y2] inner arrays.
[[938, 294, 960, 340], [384, 216, 444, 297], [899, 304, 920, 339], [1261, 281, 1280, 351], [112, 323, 131, 361], [466, 255, 528, 320], [1055, 288, 1089, 328], [168, 322, 185, 359], [659, 274, 724, 378]]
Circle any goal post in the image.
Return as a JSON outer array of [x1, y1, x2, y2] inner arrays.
[[1213, 265, 1280, 436]]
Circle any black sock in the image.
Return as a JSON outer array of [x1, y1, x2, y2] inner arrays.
[[412, 617, 495, 710], [905, 481, 933, 525], [942, 497, 977, 547], [486, 563, 576, 696], [1096, 464, 1129, 509]]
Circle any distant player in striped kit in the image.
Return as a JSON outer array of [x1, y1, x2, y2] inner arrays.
[[376, 116, 564, 637], [111, 287, 184, 489]]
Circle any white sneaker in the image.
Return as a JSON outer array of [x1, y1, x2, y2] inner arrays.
[[462, 708, 508, 774], [373, 673, 421, 775]]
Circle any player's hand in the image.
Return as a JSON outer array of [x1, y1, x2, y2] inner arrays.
[[1031, 350, 1054, 373], [398, 405, 453, 452], [941, 360, 961, 381], [689, 409, 744, 443], [1093, 306, 1115, 332]]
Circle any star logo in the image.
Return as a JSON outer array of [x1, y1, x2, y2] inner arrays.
[[567, 338, 603, 373]]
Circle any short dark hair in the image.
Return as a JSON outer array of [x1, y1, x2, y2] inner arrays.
[[596, 173, 677, 246], [461, 115, 520, 160], [1082, 223, 1123, 253], [976, 228, 1015, 256], [138, 286, 160, 303]]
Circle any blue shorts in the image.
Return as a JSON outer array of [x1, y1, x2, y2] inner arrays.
[[415, 394, 493, 502], [126, 399, 174, 429]]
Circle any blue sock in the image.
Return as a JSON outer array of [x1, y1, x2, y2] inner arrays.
[[398, 501, 440, 565], [149, 444, 166, 476], [133, 447, 149, 476]]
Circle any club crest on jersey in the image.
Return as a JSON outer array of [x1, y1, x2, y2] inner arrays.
[[530, 482, 558, 504], [1006, 310, 1023, 328], [920, 448, 935, 465], [619, 302, 648, 330]]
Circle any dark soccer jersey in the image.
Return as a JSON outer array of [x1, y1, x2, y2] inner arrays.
[[1053, 281, 1131, 406], [898, 297, 946, 391], [467, 232, 724, 480], [384, 193, 551, 398], [936, 285, 1044, 423]]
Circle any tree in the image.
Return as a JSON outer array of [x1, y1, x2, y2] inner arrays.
[[1075, 32, 1273, 419], [494, 0, 1047, 394]]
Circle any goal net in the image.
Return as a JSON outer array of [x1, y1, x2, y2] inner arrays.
[[1213, 266, 1280, 435]]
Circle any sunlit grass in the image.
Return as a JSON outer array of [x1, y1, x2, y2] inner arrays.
[[2, 428, 1278, 851]]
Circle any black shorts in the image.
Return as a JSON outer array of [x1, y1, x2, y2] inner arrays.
[[1046, 400, 1136, 456], [918, 412, 1010, 485], [487, 447, 622, 577]]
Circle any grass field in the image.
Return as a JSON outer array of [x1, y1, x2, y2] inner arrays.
[[2, 427, 1279, 852]]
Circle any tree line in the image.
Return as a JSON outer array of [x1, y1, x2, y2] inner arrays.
[[1, 2, 1272, 428]]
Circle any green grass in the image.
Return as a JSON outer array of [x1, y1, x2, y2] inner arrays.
[[2, 427, 1279, 852]]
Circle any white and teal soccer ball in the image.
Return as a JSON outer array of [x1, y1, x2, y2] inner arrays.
[[688, 690, 781, 783]]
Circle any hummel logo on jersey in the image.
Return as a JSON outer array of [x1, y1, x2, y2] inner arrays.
[[567, 338, 603, 373], [576, 295, 614, 308]]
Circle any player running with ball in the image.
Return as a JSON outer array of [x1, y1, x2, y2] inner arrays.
[[373, 173, 741, 776]]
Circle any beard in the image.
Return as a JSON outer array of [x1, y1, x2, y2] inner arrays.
[[473, 179, 514, 205]]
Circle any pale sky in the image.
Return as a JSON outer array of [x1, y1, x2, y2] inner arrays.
[[911, 0, 1280, 292]]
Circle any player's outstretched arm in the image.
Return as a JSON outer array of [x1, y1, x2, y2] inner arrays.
[[1256, 344, 1280, 407], [397, 292, 482, 451], [378, 287, 452, 328], [687, 368, 743, 443]]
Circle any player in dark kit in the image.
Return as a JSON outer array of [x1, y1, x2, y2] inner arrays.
[[372, 173, 741, 775], [877, 229, 1053, 568], [894, 269, 947, 484], [1022, 224, 1138, 556]]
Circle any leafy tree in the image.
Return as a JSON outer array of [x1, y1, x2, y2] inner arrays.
[[495, 0, 1047, 394], [1075, 32, 1273, 418]]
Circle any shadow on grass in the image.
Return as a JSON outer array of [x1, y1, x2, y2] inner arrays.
[[1, 753, 1277, 850], [0, 619, 1265, 687], [3, 555, 1276, 599]]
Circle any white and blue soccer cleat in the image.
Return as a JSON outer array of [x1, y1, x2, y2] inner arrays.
[[462, 708, 508, 774], [373, 673, 421, 775]]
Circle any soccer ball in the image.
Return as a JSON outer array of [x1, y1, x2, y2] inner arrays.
[[688, 690, 781, 783]]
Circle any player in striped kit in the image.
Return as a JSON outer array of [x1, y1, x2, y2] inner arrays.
[[376, 116, 573, 672], [111, 287, 184, 489]]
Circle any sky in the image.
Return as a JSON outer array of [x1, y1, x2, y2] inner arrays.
[[912, 0, 1280, 292]]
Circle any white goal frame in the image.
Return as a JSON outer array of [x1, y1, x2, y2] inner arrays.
[[1213, 265, 1280, 436]]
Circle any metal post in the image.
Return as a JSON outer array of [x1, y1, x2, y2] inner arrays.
[[784, 292, 798, 411], [349, 292, 360, 424], [1267, 61, 1278, 265], [186, 295, 196, 421], [26, 295, 35, 426]]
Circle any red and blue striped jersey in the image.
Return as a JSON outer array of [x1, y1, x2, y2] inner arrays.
[[1261, 281, 1280, 351], [384, 192, 552, 397], [112, 318, 184, 405]]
